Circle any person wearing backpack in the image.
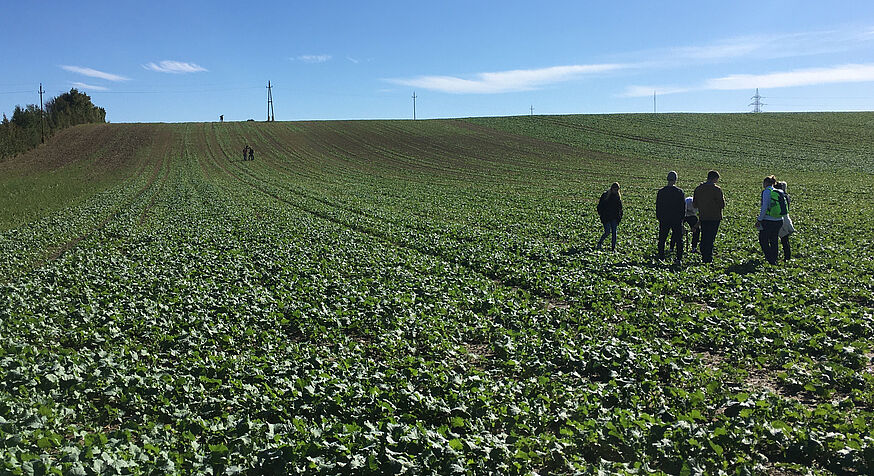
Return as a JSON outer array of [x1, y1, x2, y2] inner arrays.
[[596, 182, 623, 251], [656, 171, 685, 264], [756, 175, 787, 265], [774, 181, 794, 260]]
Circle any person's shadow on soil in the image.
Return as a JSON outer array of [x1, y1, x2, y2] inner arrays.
[[725, 259, 760, 275]]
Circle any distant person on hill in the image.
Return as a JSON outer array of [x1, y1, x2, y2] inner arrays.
[[248, 147, 254, 161], [656, 171, 686, 264], [757, 175, 788, 265], [693, 170, 726, 264], [596, 182, 623, 251], [774, 181, 794, 260], [672, 196, 700, 254], [243, 145, 249, 161]]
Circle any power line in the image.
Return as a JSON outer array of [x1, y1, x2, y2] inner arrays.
[[266, 81, 275, 121], [749, 88, 765, 113], [85, 86, 263, 95], [39, 83, 45, 143]]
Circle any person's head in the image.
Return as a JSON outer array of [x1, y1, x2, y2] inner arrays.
[[609, 182, 620, 196], [775, 181, 787, 192], [667, 171, 678, 185], [763, 175, 777, 188], [707, 170, 720, 182]]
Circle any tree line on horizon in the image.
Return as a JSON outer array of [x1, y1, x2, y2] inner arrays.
[[0, 88, 106, 159]]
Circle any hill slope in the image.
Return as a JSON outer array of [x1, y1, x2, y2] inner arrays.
[[1, 115, 873, 474]]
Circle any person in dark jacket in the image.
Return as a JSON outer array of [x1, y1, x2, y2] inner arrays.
[[693, 170, 726, 264], [248, 147, 254, 161], [596, 182, 623, 251], [656, 171, 686, 263]]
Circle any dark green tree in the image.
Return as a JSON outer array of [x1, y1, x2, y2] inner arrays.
[[1, 88, 106, 159], [45, 89, 106, 129]]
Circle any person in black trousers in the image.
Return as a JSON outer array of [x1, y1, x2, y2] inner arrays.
[[757, 175, 785, 265], [656, 171, 686, 264], [596, 182, 623, 251], [775, 181, 792, 260], [693, 170, 726, 264]]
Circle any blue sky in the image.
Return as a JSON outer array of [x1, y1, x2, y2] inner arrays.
[[3, 0, 874, 122]]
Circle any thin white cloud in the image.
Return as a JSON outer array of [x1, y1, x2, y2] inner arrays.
[[294, 54, 332, 63], [346, 56, 360, 64], [143, 61, 208, 73], [388, 63, 629, 94], [623, 27, 874, 70], [670, 37, 766, 61], [622, 63, 874, 97], [60, 65, 129, 81], [71, 82, 108, 91], [706, 64, 874, 90]]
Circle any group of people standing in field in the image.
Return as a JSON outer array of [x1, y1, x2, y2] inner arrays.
[[242, 145, 255, 161], [596, 170, 794, 265]]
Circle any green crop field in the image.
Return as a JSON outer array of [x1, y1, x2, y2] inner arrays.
[[1, 114, 873, 475]]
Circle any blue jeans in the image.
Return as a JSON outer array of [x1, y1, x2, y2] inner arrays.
[[598, 220, 618, 250]]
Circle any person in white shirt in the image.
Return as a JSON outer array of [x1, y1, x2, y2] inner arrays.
[[671, 196, 700, 254]]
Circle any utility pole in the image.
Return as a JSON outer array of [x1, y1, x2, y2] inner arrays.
[[530, 105, 534, 116], [266, 81, 275, 121], [39, 83, 45, 143], [653, 90, 657, 113], [412, 91, 417, 120], [749, 88, 765, 113]]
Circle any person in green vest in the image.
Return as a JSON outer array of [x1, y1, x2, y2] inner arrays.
[[756, 175, 788, 265], [774, 181, 794, 260]]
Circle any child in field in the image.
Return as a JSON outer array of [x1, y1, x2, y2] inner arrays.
[[596, 182, 623, 251], [671, 196, 700, 253]]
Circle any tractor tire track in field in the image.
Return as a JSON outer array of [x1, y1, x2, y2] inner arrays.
[[192, 126, 570, 306], [203, 124, 716, 311], [203, 124, 635, 301], [44, 133, 169, 263], [215, 126, 601, 283], [137, 148, 173, 226]]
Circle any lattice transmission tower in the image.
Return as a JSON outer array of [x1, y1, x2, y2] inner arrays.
[[266, 81, 275, 121], [749, 88, 765, 113]]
